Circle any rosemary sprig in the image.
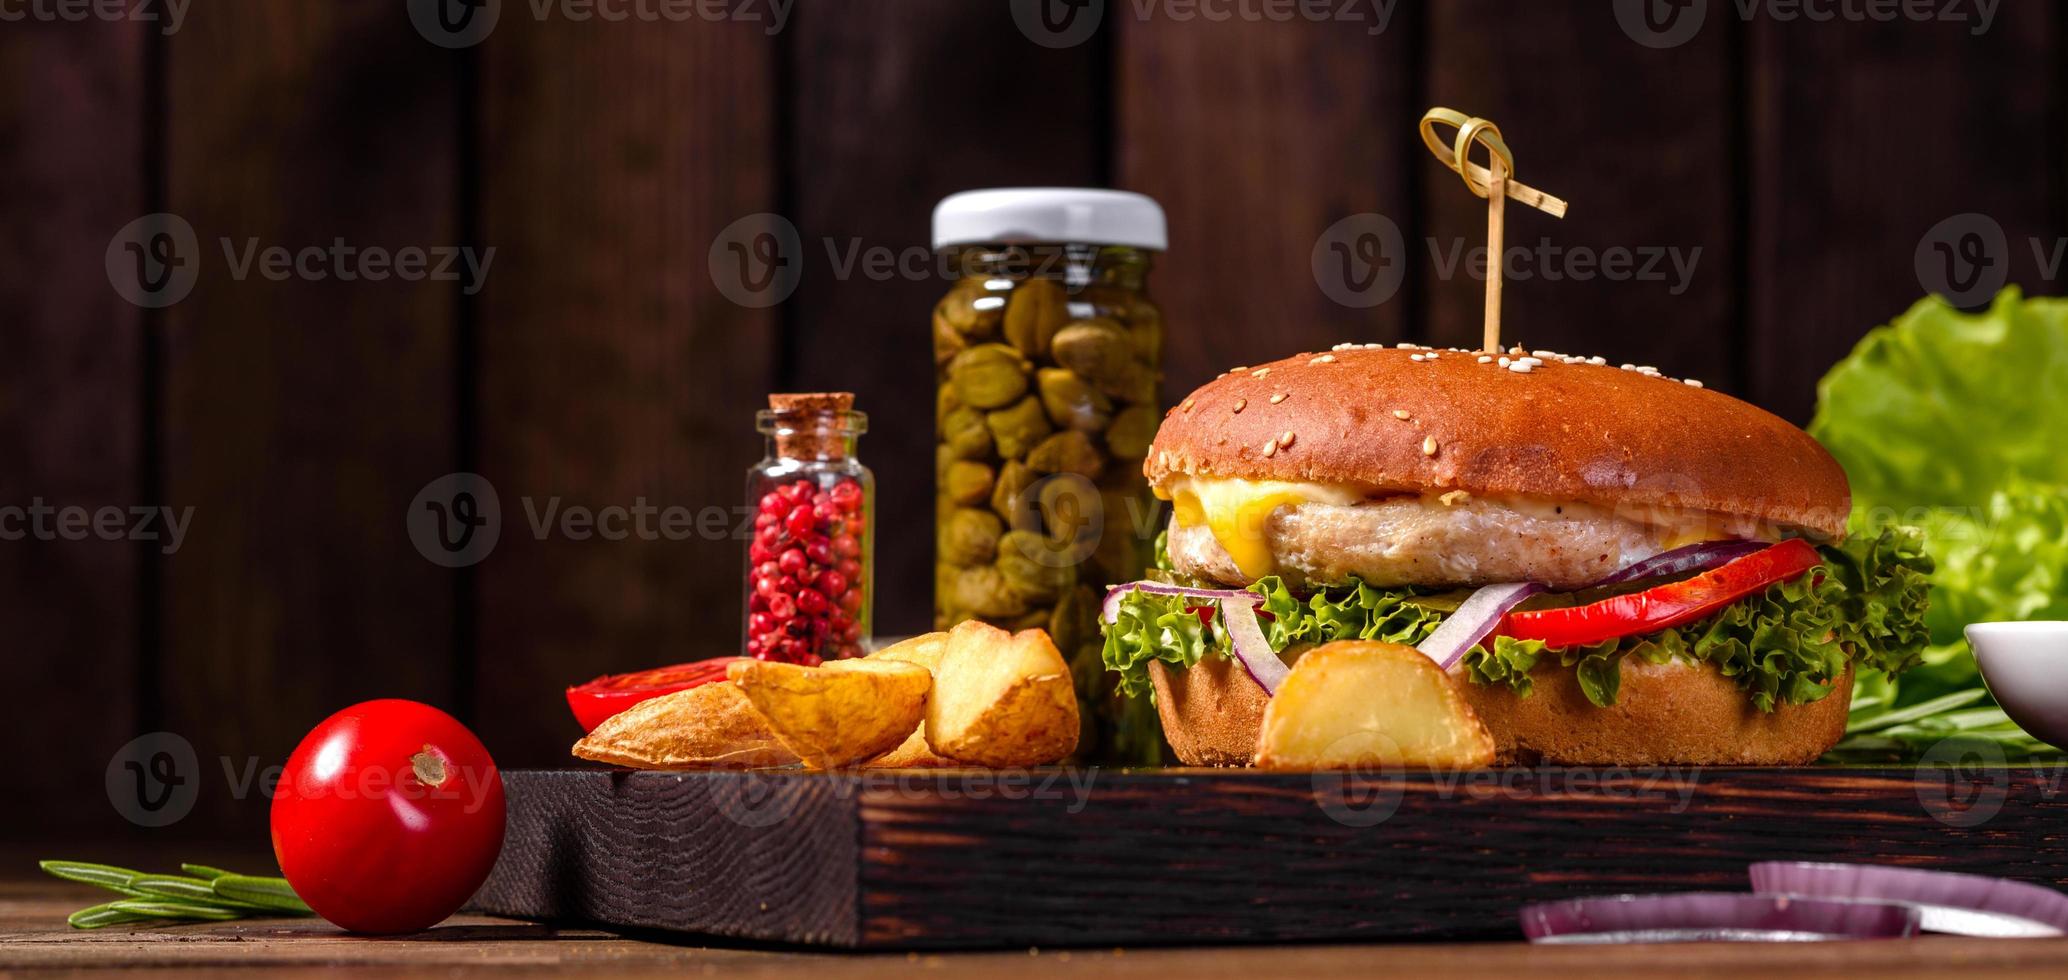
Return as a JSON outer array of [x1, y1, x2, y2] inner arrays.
[[39, 860, 315, 929]]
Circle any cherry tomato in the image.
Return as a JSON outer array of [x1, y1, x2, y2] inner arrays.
[[272, 700, 505, 934], [1499, 538, 1822, 649], [564, 657, 742, 732]]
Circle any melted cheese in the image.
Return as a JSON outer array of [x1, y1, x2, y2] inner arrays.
[[1166, 477, 1361, 579]]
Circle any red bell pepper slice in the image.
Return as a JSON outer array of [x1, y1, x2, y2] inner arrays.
[[1498, 538, 1823, 649], [565, 657, 742, 733]]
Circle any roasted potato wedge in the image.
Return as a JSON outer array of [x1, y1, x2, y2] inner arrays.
[[1253, 641, 1495, 770], [925, 620, 1079, 767], [870, 632, 947, 671], [866, 632, 959, 768], [727, 658, 931, 769], [572, 680, 799, 769]]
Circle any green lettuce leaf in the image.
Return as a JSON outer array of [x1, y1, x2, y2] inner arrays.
[[1810, 289, 2068, 758], [1100, 527, 1932, 710]]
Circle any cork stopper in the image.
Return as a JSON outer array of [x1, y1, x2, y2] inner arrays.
[[767, 392, 856, 460]]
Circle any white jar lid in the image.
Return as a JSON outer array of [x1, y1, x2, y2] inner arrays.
[[932, 188, 1166, 251]]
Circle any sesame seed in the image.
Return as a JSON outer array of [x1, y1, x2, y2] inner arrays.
[[1685, 378, 1704, 388], [1309, 354, 1336, 365], [1588, 356, 1606, 365], [1396, 342, 1417, 349], [1476, 355, 1493, 364], [1181, 398, 1195, 412], [1261, 439, 1277, 457], [1410, 353, 1425, 362], [1269, 393, 1287, 404], [1498, 356, 1511, 367], [1393, 409, 1412, 420], [1518, 356, 1542, 366], [1508, 361, 1534, 374], [1231, 365, 1249, 373], [1422, 436, 1438, 457], [1278, 431, 1296, 448], [1252, 367, 1270, 378], [1232, 398, 1246, 413]]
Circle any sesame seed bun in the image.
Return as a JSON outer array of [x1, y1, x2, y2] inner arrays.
[[1147, 346, 1850, 539]]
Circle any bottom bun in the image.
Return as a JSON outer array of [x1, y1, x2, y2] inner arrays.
[[1147, 652, 1853, 767], [1452, 658, 1853, 766], [1149, 657, 1269, 767]]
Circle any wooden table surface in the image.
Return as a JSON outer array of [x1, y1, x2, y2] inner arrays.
[[5, 847, 2067, 977]]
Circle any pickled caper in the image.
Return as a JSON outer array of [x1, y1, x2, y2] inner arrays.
[[985, 395, 1052, 461], [939, 507, 1004, 567], [948, 565, 1030, 619], [937, 284, 1003, 340], [935, 382, 960, 437], [944, 460, 995, 506], [1124, 301, 1164, 361], [991, 460, 1039, 532], [995, 529, 1078, 603], [1104, 403, 1158, 459], [942, 405, 993, 459], [1003, 276, 1065, 357], [1026, 429, 1106, 479], [949, 343, 1031, 410], [1035, 473, 1102, 546], [1050, 319, 1132, 390], [1036, 367, 1113, 431], [933, 309, 966, 366], [1105, 360, 1159, 403]]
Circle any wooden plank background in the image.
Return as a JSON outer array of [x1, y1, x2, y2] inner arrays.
[[0, 2, 2059, 839]]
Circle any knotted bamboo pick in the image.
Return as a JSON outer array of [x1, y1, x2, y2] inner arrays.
[[1419, 108, 1569, 354]]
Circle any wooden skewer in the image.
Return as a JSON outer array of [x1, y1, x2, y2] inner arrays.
[[1419, 108, 1568, 353], [1484, 155, 1506, 356]]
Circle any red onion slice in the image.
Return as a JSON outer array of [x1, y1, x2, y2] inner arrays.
[[1591, 539, 1767, 587], [1521, 892, 1921, 944], [1100, 581, 1262, 625], [1414, 582, 1543, 670], [1750, 862, 2068, 938], [1218, 596, 1288, 695]]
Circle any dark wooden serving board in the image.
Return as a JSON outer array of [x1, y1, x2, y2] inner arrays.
[[470, 766, 2068, 949]]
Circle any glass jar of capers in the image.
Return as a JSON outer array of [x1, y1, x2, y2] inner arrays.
[[930, 189, 1168, 765]]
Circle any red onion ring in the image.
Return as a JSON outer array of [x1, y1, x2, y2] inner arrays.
[[1218, 596, 1288, 694], [1750, 862, 2068, 938], [1521, 892, 1921, 943], [1413, 582, 1543, 670], [1591, 539, 1767, 587]]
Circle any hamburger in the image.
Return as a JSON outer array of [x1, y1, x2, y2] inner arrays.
[[1100, 343, 1932, 766]]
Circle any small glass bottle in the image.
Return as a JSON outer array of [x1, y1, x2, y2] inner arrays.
[[743, 392, 872, 664]]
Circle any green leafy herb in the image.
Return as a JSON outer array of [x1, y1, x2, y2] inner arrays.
[[38, 860, 313, 929], [1810, 288, 2068, 760]]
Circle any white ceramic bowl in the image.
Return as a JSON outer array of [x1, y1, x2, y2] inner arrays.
[[1965, 621, 2068, 752]]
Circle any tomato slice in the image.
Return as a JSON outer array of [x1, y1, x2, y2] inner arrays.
[[566, 657, 742, 733], [1498, 539, 1823, 649]]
